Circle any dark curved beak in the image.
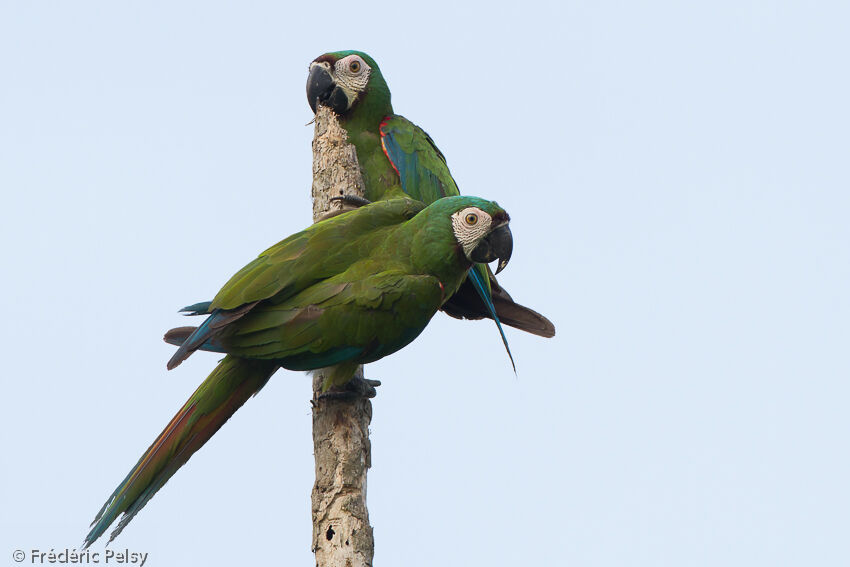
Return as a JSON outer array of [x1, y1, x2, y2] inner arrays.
[[469, 224, 513, 274], [307, 64, 349, 115]]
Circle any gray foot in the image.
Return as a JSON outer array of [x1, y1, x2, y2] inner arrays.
[[317, 377, 382, 402], [330, 194, 372, 208]]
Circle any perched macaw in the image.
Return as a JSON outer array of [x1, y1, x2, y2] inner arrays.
[[306, 51, 555, 343], [83, 195, 514, 547]]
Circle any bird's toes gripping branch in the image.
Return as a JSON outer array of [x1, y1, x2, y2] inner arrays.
[[330, 194, 372, 208], [315, 376, 383, 403], [316, 195, 374, 222]]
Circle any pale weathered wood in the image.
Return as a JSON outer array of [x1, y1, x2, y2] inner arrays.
[[310, 105, 374, 567], [311, 106, 366, 220]]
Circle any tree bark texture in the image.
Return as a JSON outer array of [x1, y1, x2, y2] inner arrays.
[[310, 105, 374, 567]]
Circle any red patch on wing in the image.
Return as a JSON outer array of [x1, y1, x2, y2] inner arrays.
[[379, 116, 401, 178]]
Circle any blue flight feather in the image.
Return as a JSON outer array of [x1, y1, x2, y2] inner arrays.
[[468, 267, 516, 372]]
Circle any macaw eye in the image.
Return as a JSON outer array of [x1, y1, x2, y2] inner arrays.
[[465, 213, 478, 225], [349, 60, 361, 73]]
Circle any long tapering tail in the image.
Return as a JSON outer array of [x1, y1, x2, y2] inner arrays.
[[83, 355, 278, 547], [441, 269, 556, 338]]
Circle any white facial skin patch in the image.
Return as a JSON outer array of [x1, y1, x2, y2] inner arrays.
[[451, 207, 493, 258], [334, 55, 372, 95]]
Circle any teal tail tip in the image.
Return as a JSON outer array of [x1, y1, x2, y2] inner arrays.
[[79, 537, 101, 551], [468, 267, 516, 373], [82, 508, 113, 550], [498, 317, 517, 375], [179, 301, 212, 316], [488, 299, 517, 374]]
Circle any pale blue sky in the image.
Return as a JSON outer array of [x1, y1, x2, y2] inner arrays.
[[2, 1, 848, 566]]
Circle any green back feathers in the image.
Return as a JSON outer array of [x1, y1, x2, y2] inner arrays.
[[211, 198, 425, 310], [211, 196, 504, 311]]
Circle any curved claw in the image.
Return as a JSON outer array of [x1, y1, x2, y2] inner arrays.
[[330, 195, 372, 209], [316, 377, 382, 402]]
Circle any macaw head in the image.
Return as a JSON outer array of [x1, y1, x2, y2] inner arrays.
[[441, 197, 514, 275], [307, 50, 392, 124]]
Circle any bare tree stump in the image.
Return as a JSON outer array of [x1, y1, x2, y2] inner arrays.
[[310, 105, 374, 567]]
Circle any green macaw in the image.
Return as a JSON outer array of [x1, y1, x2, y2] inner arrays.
[[83, 195, 513, 547], [306, 51, 555, 344]]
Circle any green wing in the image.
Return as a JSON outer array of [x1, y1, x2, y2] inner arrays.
[[210, 197, 426, 310], [379, 115, 460, 204], [216, 269, 445, 372], [167, 198, 426, 369]]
